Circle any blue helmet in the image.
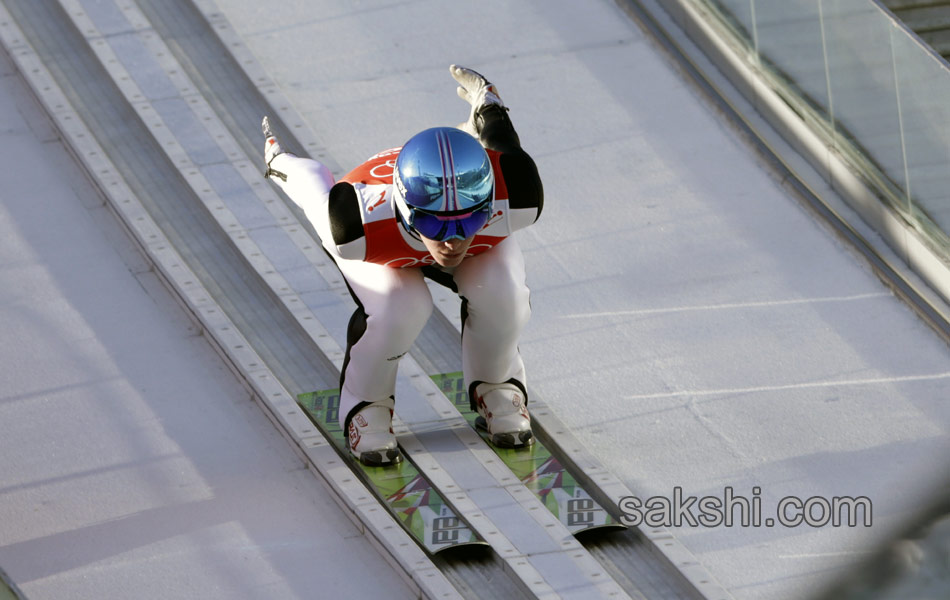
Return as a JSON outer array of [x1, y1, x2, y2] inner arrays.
[[393, 127, 494, 241]]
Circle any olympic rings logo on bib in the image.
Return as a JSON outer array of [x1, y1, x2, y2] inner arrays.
[[384, 255, 437, 268], [466, 243, 494, 256], [369, 159, 396, 180]]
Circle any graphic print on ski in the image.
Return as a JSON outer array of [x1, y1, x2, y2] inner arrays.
[[297, 388, 487, 555], [431, 372, 624, 535]]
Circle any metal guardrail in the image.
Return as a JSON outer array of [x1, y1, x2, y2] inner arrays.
[[686, 0, 950, 303], [623, 0, 950, 597]]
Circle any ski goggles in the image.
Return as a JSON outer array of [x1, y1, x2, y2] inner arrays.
[[407, 203, 492, 242]]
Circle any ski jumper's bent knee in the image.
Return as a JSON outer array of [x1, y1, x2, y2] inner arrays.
[[456, 238, 531, 333], [364, 276, 434, 349], [337, 264, 433, 427], [454, 238, 530, 387]]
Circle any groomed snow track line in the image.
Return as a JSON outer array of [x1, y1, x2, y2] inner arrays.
[[0, 0, 731, 598]]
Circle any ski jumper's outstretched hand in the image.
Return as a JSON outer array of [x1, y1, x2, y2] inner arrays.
[[451, 65, 505, 137]]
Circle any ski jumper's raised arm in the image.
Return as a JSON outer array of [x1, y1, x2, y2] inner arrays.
[[476, 104, 543, 229]]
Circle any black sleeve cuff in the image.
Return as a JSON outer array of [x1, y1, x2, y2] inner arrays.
[[328, 182, 364, 245]]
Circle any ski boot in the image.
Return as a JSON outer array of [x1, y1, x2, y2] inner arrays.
[[346, 397, 402, 466], [261, 116, 288, 181], [473, 382, 533, 448]]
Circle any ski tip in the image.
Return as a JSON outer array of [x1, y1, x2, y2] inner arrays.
[[432, 539, 493, 559], [572, 521, 630, 540]]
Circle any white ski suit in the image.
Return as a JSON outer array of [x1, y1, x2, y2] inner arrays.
[[267, 106, 543, 432]]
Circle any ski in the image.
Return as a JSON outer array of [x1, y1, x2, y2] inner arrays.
[[429, 371, 625, 535], [297, 389, 488, 555]]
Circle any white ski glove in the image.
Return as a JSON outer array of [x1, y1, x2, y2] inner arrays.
[[451, 64, 505, 137]]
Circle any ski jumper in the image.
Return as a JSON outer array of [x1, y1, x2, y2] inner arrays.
[[267, 107, 543, 431]]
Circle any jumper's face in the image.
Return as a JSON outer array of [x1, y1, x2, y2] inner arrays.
[[420, 234, 475, 267]]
